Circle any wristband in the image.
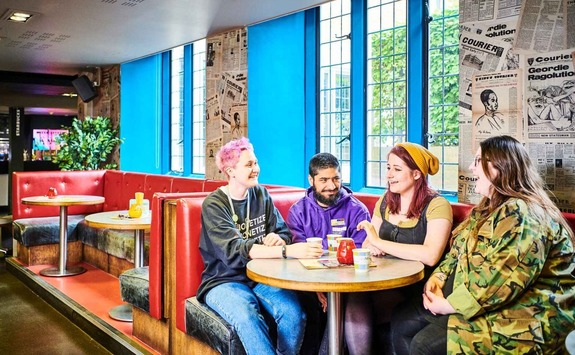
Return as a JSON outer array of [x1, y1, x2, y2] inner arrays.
[[282, 245, 287, 259]]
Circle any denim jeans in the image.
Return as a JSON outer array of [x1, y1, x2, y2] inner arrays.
[[205, 282, 306, 355]]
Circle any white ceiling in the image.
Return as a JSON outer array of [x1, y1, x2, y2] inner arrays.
[[0, 0, 329, 114]]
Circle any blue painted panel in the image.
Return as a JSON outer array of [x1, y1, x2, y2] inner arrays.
[[350, 0, 367, 192], [407, 1, 425, 144], [304, 8, 319, 179], [248, 13, 307, 188], [120, 55, 163, 173]]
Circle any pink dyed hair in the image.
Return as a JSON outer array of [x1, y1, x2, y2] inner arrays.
[[215, 137, 254, 177]]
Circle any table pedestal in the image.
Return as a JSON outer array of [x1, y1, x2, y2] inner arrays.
[[327, 292, 343, 355], [109, 304, 133, 322], [40, 265, 86, 277], [107, 229, 145, 322], [40, 206, 86, 277]]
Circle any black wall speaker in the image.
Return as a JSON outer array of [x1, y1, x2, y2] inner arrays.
[[72, 75, 98, 102]]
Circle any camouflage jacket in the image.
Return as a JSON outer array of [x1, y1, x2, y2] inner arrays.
[[435, 198, 575, 354]]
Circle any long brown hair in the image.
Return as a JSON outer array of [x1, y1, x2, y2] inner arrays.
[[384, 145, 437, 218], [459, 135, 574, 243]]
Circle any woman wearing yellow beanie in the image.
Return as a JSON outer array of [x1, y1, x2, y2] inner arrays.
[[343, 142, 453, 354]]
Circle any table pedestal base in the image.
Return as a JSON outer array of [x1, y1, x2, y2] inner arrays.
[[109, 304, 133, 322], [40, 265, 86, 277]]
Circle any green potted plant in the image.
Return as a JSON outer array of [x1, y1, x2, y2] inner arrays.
[[52, 116, 123, 170]]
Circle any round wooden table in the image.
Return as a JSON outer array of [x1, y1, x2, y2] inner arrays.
[[247, 256, 424, 355], [84, 210, 151, 322], [22, 195, 105, 277]]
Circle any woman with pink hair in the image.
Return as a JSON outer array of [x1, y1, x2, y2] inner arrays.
[[196, 137, 323, 354]]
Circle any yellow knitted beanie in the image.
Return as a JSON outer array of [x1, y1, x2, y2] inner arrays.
[[396, 142, 439, 176]]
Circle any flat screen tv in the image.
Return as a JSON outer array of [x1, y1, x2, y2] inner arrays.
[[32, 129, 68, 151]]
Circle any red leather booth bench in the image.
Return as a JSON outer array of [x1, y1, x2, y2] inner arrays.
[[126, 187, 305, 354], [11, 170, 304, 354], [171, 192, 575, 355], [173, 190, 308, 354], [11, 170, 221, 272], [171, 191, 480, 354]]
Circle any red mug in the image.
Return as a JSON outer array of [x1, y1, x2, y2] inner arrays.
[[336, 238, 356, 265]]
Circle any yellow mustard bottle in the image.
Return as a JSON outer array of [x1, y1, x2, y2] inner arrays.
[[128, 192, 144, 218]]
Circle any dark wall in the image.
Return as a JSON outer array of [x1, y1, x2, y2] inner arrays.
[[24, 114, 74, 156], [6, 111, 71, 210]]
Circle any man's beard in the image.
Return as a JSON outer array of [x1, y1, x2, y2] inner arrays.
[[313, 188, 341, 206]]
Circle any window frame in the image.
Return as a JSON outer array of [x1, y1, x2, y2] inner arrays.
[[162, 42, 206, 177], [313, 0, 457, 198]]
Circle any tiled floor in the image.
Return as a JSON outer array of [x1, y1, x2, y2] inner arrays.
[[8, 258, 158, 354]]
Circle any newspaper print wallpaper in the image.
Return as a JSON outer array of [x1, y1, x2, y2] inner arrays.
[[204, 28, 248, 179], [457, 0, 575, 213]]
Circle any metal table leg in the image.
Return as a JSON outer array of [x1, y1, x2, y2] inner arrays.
[[40, 206, 85, 277]]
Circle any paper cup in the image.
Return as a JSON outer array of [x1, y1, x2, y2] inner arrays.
[[306, 237, 323, 245], [327, 234, 340, 252], [353, 248, 371, 272]]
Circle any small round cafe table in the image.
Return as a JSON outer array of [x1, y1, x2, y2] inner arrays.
[[21, 195, 105, 277], [247, 255, 424, 355], [84, 210, 151, 322]]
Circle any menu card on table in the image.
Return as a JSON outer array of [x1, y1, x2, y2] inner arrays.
[[298, 257, 376, 270]]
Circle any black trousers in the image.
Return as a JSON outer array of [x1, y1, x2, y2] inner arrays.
[[390, 296, 448, 355]]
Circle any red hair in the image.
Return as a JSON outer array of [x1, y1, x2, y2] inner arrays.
[[384, 145, 437, 218]]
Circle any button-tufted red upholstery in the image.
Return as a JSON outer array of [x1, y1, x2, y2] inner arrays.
[[173, 190, 477, 354], [12, 170, 217, 322], [12, 170, 107, 220], [174, 190, 306, 353]]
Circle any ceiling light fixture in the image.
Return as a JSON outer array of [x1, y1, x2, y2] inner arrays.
[[2, 9, 38, 24], [62, 93, 78, 97]]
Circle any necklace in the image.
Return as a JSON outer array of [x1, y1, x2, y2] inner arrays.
[[225, 186, 250, 238]]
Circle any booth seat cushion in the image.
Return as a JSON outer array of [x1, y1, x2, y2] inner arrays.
[[13, 215, 85, 247], [120, 266, 150, 312], [185, 296, 246, 355], [76, 221, 149, 263]]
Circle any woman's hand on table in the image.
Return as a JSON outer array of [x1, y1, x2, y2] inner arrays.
[[362, 239, 385, 256], [357, 220, 380, 245], [262, 233, 285, 246], [287, 242, 323, 259]]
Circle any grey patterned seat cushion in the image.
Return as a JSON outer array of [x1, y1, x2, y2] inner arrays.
[[13, 215, 85, 247], [185, 297, 246, 355], [119, 266, 149, 312], [77, 220, 149, 263]]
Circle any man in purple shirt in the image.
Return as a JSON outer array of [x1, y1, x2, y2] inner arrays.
[[287, 152, 370, 249], [287, 152, 371, 354]]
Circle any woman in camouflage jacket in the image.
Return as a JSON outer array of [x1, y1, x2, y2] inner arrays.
[[392, 135, 575, 354]]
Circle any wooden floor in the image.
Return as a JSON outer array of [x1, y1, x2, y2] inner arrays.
[[6, 257, 159, 355]]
